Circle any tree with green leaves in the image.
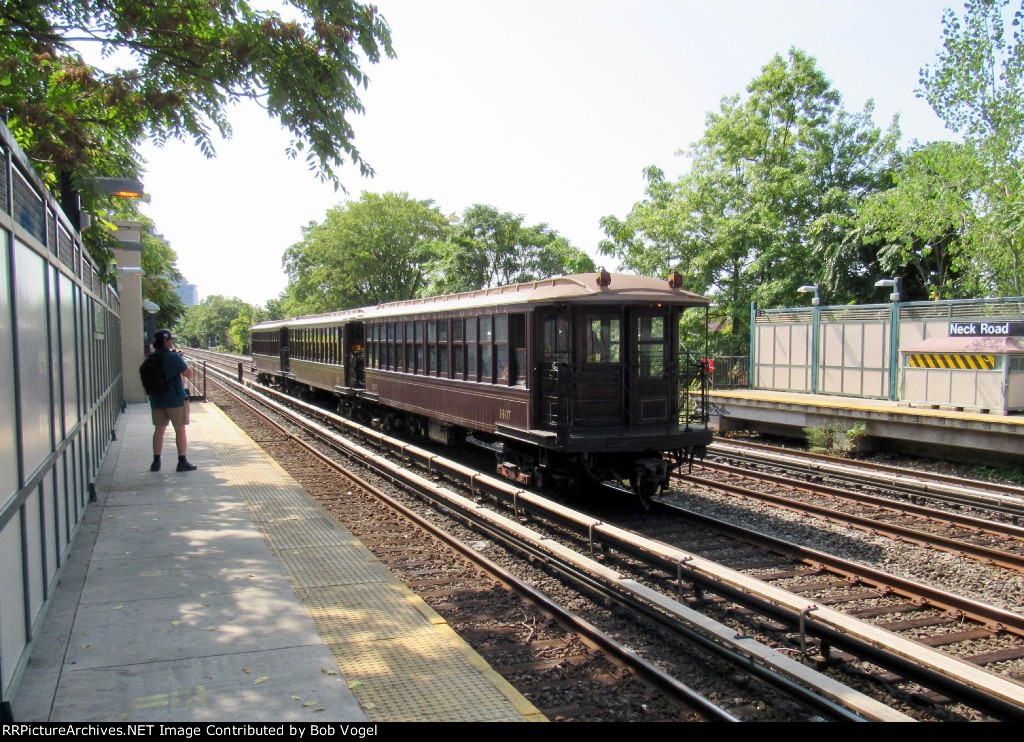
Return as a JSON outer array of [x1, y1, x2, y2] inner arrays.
[[140, 225, 187, 329], [1, 0, 393, 190], [600, 49, 898, 353], [228, 304, 269, 355], [175, 294, 255, 351], [425, 204, 595, 294], [919, 0, 1024, 294], [281, 192, 449, 315], [851, 141, 984, 299]]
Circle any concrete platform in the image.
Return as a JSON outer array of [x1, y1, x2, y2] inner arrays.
[[10, 402, 543, 723], [708, 389, 1024, 465]]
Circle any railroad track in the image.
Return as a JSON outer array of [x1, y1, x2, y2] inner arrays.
[[610, 493, 1024, 718], [205, 369, 749, 721], [708, 439, 1024, 520], [677, 462, 1024, 574], [197, 363, 1024, 720]]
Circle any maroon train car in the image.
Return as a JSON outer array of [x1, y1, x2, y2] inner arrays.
[[252, 273, 712, 506]]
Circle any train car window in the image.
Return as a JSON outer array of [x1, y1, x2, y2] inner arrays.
[[480, 315, 493, 382], [543, 316, 571, 362], [453, 318, 464, 378], [426, 321, 436, 375], [404, 322, 413, 372], [510, 314, 526, 386], [587, 317, 621, 363], [496, 346, 508, 384], [393, 322, 402, 370], [637, 315, 666, 378], [466, 317, 478, 381], [494, 315, 509, 384]]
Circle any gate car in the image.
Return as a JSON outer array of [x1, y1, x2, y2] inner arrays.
[[252, 272, 712, 506]]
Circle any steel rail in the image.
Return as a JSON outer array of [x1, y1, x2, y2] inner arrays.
[[205, 371, 741, 722], [208, 370, 924, 720], [677, 469, 1024, 574], [216, 368, 1024, 720], [713, 439, 1024, 499], [696, 459, 1024, 540], [710, 442, 1024, 518]]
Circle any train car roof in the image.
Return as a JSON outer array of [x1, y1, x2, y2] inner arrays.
[[252, 273, 709, 330]]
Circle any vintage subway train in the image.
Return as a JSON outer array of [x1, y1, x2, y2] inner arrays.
[[250, 272, 712, 506]]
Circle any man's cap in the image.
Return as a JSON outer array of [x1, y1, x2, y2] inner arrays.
[[154, 328, 175, 343]]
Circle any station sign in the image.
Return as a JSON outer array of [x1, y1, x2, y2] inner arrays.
[[948, 320, 1024, 337]]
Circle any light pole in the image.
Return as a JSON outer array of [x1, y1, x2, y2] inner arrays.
[[874, 277, 903, 401], [797, 284, 822, 393], [797, 284, 821, 306], [143, 300, 160, 355], [874, 276, 903, 302]]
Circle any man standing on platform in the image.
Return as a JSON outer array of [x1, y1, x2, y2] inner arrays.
[[148, 328, 197, 472]]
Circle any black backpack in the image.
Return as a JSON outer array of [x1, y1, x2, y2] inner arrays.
[[139, 353, 168, 396]]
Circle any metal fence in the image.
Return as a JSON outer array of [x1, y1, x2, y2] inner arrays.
[[710, 355, 749, 390], [752, 297, 1024, 401], [0, 121, 123, 714]]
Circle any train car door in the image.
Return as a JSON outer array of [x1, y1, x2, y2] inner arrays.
[[280, 327, 290, 373], [628, 308, 675, 424], [577, 311, 625, 426], [536, 310, 572, 431], [343, 321, 365, 388]]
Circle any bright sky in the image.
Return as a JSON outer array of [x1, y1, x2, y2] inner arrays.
[[137, 0, 960, 308]]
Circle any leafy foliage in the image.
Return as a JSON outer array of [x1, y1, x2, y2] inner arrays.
[[175, 294, 257, 352], [228, 303, 268, 354], [919, 0, 1024, 294], [600, 49, 898, 354], [852, 141, 984, 299], [0, 0, 393, 186], [139, 224, 187, 328], [424, 204, 595, 294], [281, 192, 449, 315]]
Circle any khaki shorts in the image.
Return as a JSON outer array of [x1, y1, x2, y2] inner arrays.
[[152, 401, 190, 428]]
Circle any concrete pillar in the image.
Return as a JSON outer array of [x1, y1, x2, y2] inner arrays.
[[112, 220, 147, 402]]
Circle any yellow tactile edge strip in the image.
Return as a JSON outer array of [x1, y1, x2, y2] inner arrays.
[[191, 403, 547, 722]]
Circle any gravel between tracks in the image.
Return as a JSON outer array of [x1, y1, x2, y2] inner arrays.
[[667, 455, 1024, 618], [209, 389, 819, 721]]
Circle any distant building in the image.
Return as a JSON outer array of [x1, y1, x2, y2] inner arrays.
[[175, 282, 199, 307]]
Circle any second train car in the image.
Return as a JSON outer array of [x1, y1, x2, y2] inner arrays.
[[251, 272, 712, 507]]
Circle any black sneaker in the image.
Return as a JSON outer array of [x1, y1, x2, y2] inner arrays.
[[150, 460, 161, 472], [176, 461, 197, 472]]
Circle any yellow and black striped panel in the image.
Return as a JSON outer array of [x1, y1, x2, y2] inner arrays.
[[906, 353, 997, 370]]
